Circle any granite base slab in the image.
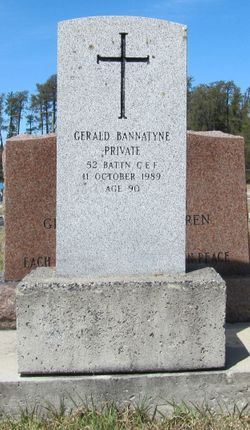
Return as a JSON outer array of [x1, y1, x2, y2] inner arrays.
[[16, 267, 226, 375]]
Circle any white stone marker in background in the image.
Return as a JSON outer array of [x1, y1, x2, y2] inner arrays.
[[57, 16, 187, 276]]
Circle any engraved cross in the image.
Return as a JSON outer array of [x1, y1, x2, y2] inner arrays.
[[97, 33, 149, 119]]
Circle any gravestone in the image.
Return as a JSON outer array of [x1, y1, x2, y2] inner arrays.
[[4, 131, 248, 321], [4, 132, 249, 282], [16, 17, 226, 374], [3, 135, 56, 281], [57, 16, 187, 276], [186, 131, 250, 275]]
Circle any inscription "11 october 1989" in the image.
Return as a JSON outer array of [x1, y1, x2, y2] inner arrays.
[[75, 129, 170, 193]]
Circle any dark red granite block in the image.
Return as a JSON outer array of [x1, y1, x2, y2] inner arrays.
[[3, 131, 249, 281], [187, 131, 250, 275], [4, 134, 56, 281]]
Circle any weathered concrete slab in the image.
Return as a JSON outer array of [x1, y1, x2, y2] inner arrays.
[[17, 267, 226, 374], [4, 275, 250, 327], [0, 324, 250, 416]]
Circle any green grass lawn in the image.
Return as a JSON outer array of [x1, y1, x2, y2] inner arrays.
[[1, 402, 250, 430]]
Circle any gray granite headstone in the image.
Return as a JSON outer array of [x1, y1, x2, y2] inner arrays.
[[57, 16, 187, 276]]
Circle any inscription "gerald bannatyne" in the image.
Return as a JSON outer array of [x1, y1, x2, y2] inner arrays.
[[74, 131, 170, 142]]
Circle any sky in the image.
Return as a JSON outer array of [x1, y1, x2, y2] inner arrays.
[[0, 0, 249, 97]]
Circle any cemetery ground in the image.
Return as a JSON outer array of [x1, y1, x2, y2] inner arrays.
[[1, 403, 250, 429]]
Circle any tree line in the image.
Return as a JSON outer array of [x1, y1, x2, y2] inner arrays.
[[188, 78, 250, 181], [0, 75, 250, 181], [0, 74, 56, 149]]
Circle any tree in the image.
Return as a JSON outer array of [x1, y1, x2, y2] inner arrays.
[[31, 75, 57, 134], [26, 114, 36, 134], [187, 84, 212, 130], [16, 91, 28, 134], [188, 79, 250, 181], [188, 80, 243, 134], [5, 92, 17, 138], [5, 91, 28, 138], [46, 74, 57, 132], [30, 93, 44, 134]]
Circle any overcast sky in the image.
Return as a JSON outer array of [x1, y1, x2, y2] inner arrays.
[[0, 0, 249, 95]]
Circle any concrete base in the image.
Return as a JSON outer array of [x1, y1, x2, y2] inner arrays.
[[16, 267, 226, 374], [0, 324, 250, 416], [3, 275, 250, 327]]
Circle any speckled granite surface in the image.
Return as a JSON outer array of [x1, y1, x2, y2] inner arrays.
[[187, 131, 250, 275], [4, 131, 249, 281], [3, 134, 56, 281]]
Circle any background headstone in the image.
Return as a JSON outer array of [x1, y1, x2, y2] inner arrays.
[[57, 16, 187, 277], [4, 134, 56, 281], [4, 132, 249, 280], [187, 131, 250, 275]]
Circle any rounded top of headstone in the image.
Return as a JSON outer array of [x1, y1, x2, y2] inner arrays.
[[58, 16, 187, 31]]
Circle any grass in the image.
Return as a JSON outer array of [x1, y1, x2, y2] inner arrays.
[[1, 402, 250, 430]]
